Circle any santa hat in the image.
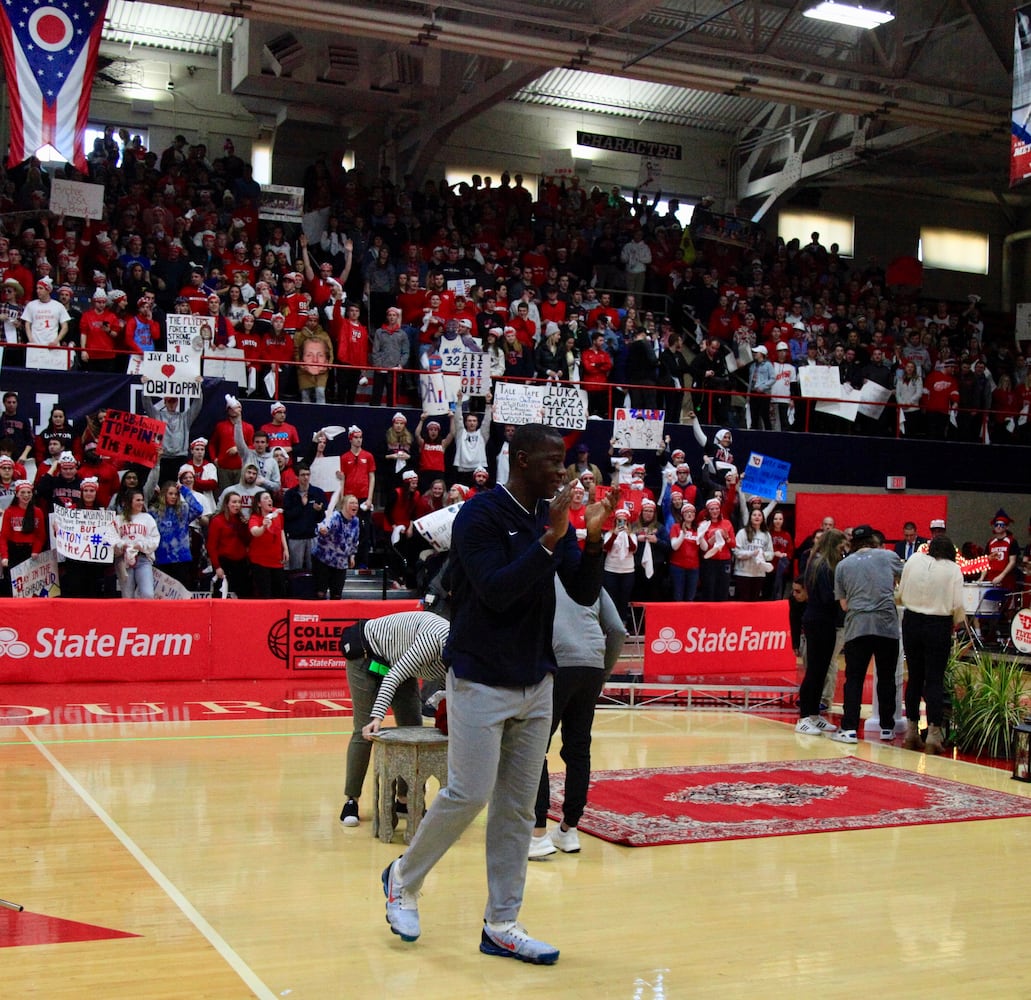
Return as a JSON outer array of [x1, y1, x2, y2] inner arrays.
[[178, 465, 196, 478], [641, 498, 656, 509], [270, 401, 286, 414], [391, 412, 407, 424], [401, 470, 418, 481], [614, 507, 631, 519], [13, 479, 32, 491], [79, 476, 99, 488], [670, 449, 685, 463], [58, 451, 77, 466], [348, 425, 362, 439], [190, 437, 208, 449]]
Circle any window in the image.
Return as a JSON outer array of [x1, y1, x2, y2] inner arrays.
[[35, 124, 150, 167], [778, 211, 854, 256], [918, 227, 989, 275]]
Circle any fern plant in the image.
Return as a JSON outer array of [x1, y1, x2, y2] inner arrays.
[[946, 647, 1030, 759]]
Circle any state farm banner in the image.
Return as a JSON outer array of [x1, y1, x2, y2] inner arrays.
[[0, 598, 419, 683], [640, 601, 796, 681], [96, 409, 165, 467], [48, 507, 119, 562]]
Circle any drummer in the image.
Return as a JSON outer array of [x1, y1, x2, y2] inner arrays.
[[981, 510, 1020, 591]]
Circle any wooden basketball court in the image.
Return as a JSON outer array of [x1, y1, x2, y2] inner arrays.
[[4, 700, 1030, 998]]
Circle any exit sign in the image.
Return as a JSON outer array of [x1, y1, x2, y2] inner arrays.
[[886, 476, 906, 490]]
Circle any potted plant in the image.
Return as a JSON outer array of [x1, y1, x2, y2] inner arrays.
[[946, 644, 1029, 760]]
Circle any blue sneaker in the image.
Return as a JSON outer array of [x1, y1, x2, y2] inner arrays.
[[382, 859, 420, 942], [480, 921, 559, 965]]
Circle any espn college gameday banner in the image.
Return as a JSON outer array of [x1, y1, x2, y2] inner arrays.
[[640, 601, 796, 682], [0, 598, 418, 684]]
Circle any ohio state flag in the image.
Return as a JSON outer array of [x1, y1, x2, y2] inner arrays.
[[0, 0, 108, 171]]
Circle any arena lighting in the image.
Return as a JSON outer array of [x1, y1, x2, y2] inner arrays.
[[803, 2, 895, 28]]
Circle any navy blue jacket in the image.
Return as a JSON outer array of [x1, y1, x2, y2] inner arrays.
[[444, 485, 604, 687]]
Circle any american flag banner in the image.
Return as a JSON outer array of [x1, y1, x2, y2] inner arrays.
[[0, 0, 108, 171]]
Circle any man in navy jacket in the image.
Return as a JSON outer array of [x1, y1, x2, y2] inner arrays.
[[382, 423, 615, 964]]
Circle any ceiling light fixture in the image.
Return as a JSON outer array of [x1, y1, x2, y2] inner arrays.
[[803, 2, 894, 29]]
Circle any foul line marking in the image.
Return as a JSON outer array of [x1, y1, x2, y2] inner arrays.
[[0, 729, 351, 747], [21, 726, 279, 1000]]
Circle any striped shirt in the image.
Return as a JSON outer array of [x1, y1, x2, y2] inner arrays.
[[364, 611, 450, 721]]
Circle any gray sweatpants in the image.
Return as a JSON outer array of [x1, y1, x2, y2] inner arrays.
[[396, 670, 553, 925]]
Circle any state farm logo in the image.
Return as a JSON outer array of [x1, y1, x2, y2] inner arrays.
[[651, 627, 683, 654], [0, 627, 30, 658]]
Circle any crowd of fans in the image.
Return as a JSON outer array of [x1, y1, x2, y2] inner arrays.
[[0, 133, 1026, 438], [0, 131, 1028, 605]]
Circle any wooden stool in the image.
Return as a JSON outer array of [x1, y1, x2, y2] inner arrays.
[[370, 727, 449, 844]]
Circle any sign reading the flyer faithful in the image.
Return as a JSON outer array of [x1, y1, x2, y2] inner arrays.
[[49, 507, 119, 563], [492, 382, 545, 425], [613, 408, 665, 449], [743, 453, 791, 502], [96, 409, 165, 467], [140, 351, 202, 400], [10, 550, 60, 597], [542, 382, 587, 430]]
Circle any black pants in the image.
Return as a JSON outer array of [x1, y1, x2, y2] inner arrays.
[[799, 622, 836, 718], [841, 633, 899, 732], [902, 611, 952, 727], [535, 666, 606, 829], [313, 558, 346, 599], [700, 559, 731, 601], [251, 564, 286, 599]]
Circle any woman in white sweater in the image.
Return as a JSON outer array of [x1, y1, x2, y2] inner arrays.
[[114, 489, 160, 598], [733, 507, 774, 601]]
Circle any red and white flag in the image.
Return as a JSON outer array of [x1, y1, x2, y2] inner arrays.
[[0, 0, 108, 171]]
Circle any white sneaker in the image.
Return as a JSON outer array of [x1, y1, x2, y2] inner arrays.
[[813, 717, 838, 733], [528, 834, 557, 860], [550, 825, 581, 853], [795, 717, 826, 736], [830, 729, 858, 744], [880, 728, 895, 741]]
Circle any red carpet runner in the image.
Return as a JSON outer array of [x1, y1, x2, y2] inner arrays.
[[548, 757, 1031, 847]]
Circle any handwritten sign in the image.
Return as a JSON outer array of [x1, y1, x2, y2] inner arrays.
[[419, 371, 450, 416], [542, 382, 587, 430], [446, 279, 476, 297], [203, 346, 247, 387], [49, 507, 119, 562], [413, 502, 463, 552], [492, 382, 545, 425], [50, 178, 105, 220], [798, 366, 859, 422], [152, 568, 193, 600], [25, 346, 70, 371], [743, 452, 791, 502], [140, 350, 202, 399], [165, 313, 207, 353], [857, 381, 893, 420], [10, 550, 60, 597], [459, 350, 487, 398], [97, 409, 165, 467], [613, 408, 666, 449]]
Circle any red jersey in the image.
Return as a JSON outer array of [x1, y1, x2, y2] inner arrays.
[[923, 372, 959, 414], [336, 318, 369, 367], [339, 448, 376, 500], [985, 533, 1019, 589], [177, 285, 210, 314], [79, 309, 120, 359], [247, 513, 285, 568], [261, 421, 300, 453], [207, 512, 250, 568], [209, 419, 254, 473], [0, 502, 47, 559]]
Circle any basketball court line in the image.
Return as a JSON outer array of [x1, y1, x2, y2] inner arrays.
[[20, 725, 280, 1000], [0, 727, 350, 747]]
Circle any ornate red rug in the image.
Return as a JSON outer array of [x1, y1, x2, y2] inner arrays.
[[547, 756, 1031, 847]]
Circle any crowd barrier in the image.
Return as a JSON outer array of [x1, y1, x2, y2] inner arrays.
[[0, 598, 418, 684]]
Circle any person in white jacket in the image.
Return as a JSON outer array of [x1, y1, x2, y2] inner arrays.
[[114, 489, 160, 598], [733, 507, 774, 601]]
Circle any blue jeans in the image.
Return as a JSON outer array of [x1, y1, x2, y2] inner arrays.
[[669, 565, 699, 602]]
